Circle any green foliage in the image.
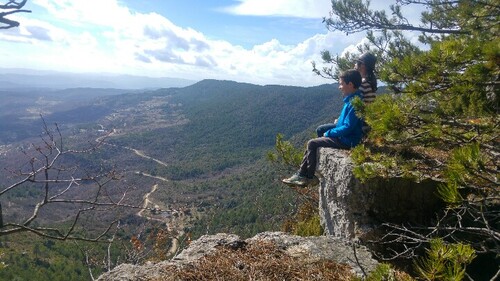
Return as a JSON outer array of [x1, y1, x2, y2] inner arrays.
[[267, 133, 303, 170], [109, 82, 342, 181], [436, 181, 463, 207], [365, 263, 415, 281], [439, 143, 487, 205], [0, 235, 95, 281], [293, 215, 323, 237], [266, 133, 325, 237], [363, 94, 408, 144], [188, 159, 298, 238], [0, 250, 5, 270], [351, 145, 381, 182], [445, 143, 486, 187], [352, 144, 419, 182], [280, 192, 323, 238], [323, 0, 499, 276], [366, 263, 395, 281], [325, 0, 499, 164], [414, 239, 476, 281]]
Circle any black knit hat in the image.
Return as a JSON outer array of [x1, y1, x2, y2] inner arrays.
[[357, 53, 376, 70]]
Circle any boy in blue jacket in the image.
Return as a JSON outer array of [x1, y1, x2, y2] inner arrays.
[[282, 69, 364, 187]]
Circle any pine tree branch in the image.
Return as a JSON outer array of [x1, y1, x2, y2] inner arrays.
[[325, 0, 468, 35]]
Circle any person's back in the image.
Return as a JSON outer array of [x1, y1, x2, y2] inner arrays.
[[355, 52, 377, 135], [360, 77, 376, 103], [355, 53, 377, 104]]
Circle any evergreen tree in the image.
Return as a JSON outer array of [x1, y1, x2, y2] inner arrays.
[[317, 0, 498, 278]]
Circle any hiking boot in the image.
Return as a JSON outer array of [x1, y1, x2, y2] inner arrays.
[[282, 174, 308, 187]]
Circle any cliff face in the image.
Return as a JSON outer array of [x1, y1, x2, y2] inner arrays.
[[317, 148, 443, 239]]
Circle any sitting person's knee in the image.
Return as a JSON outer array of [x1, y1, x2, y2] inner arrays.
[[307, 139, 317, 149]]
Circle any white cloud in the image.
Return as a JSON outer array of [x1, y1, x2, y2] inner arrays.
[[2, 0, 400, 86], [221, 0, 424, 26], [220, 0, 331, 18]]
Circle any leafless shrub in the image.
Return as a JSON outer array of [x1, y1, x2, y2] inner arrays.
[[0, 117, 143, 242]]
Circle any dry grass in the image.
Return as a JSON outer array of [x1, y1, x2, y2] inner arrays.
[[155, 241, 356, 281]]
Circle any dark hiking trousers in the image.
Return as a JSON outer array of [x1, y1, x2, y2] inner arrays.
[[299, 137, 348, 178]]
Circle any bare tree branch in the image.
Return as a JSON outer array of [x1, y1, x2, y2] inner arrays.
[[0, 118, 147, 243], [0, 0, 31, 29], [0, 0, 28, 9]]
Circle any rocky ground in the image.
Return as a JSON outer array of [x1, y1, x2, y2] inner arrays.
[[97, 232, 380, 281]]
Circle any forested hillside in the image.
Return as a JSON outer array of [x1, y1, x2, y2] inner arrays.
[[0, 80, 345, 280], [97, 79, 345, 235]]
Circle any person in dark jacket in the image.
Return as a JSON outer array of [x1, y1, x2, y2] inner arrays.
[[282, 69, 364, 187], [356, 52, 377, 104]]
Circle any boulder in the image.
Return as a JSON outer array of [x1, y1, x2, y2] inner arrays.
[[316, 148, 444, 239], [97, 232, 378, 280]]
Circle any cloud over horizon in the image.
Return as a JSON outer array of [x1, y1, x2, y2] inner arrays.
[[0, 0, 371, 86], [219, 0, 331, 18]]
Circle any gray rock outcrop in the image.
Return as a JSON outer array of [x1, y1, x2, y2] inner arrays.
[[97, 232, 378, 281], [316, 148, 443, 239]]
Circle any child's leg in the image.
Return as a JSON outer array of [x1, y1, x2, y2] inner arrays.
[[299, 137, 347, 178]]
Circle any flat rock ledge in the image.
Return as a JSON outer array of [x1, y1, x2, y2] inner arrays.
[[97, 232, 378, 281]]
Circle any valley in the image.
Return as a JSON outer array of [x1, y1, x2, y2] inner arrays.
[[0, 79, 344, 280]]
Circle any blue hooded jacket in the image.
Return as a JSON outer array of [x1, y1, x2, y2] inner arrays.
[[324, 90, 364, 147]]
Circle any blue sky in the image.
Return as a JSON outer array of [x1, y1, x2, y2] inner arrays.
[[0, 0, 421, 86], [124, 1, 328, 48]]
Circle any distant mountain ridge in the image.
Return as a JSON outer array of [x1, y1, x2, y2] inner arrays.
[[0, 68, 196, 89], [0, 78, 341, 145]]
